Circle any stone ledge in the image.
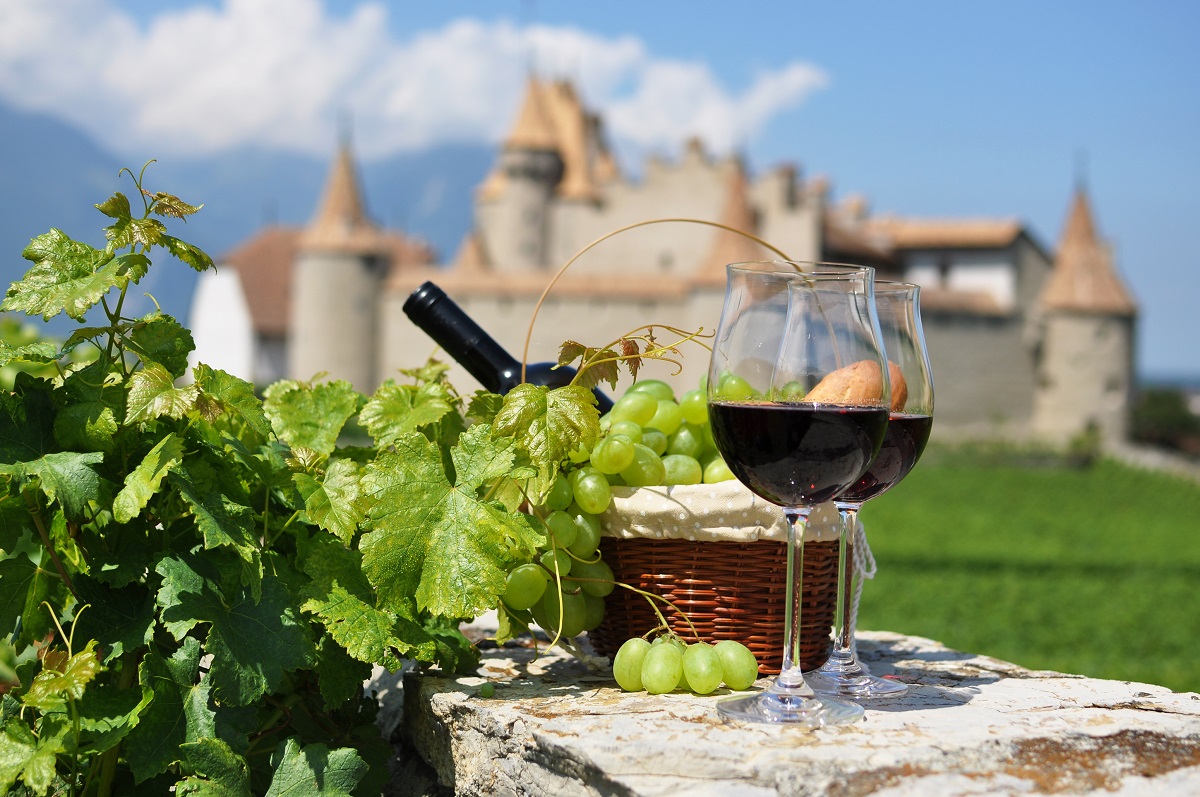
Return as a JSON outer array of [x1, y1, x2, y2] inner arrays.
[[376, 631, 1200, 796]]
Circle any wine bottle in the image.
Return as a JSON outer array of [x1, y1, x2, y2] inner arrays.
[[403, 281, 614, 412]]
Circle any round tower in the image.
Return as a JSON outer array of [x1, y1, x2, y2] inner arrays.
[[1032, 187, 1138, 448], [289, 139, 388, 392]]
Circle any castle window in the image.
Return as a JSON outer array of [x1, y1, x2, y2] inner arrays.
[[938, 256, 952, 287]]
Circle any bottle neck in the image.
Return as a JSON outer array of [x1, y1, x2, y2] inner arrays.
[[403, 282, 522, 394]]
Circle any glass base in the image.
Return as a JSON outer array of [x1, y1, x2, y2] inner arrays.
[[716, 685, 864, 726], [806, 650, 909, 700]]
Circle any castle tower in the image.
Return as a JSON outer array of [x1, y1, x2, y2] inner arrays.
[[289, 137, 389, 391], [476, 76, 564, 271], [1032, 186, 1138, 447]]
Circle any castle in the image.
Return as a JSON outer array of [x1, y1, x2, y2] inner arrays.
[[188, 76, 1138, 447]]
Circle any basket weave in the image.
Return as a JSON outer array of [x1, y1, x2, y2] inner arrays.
[[588, 537, 838, 674]]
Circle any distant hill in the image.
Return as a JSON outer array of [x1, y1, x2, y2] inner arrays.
[[0, 100, 486, 335]]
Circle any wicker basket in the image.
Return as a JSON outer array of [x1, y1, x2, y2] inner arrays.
[[587, 483, 840, 674]]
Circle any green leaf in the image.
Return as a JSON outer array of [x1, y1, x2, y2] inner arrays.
[[77, 681, 153, 755], [151, 192, 203, 220], [126, 363, 202, 423], [95, 191, 132, 221], [54, 402, 119, 454], [113, 433, 184, 523], [105, 215, 167, 251], [0, 451, 104, 520], [0, 719, 64, 794], [465, 390, 504, 424], [360, 425, 542, 619], [312, 637, 371, 710], [156, 557, 314, 706], [265, 738, 367, 797], [0, 493, 35, 554], [359, 380, 454, 447], [72, 576, 156, 663], [301, 581, 424, 671], [124, 637, 216, 783], [161, 234, 215, 272], [23, 640, 104, 712], [193, 364, 272, 440], [0, 554, 68, 647], [170, 467, 261, 598], [0, 382, 56, 465], [0, 339, 59, 369], [127, 313, 195, 377], [1, 229, 131, 321], [296, 459, 364, 544], [264, 380, 360, 457], [177, 737, 252, 797], [492, 383, 600, 484]]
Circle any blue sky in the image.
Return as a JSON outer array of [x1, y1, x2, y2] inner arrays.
[[2, 1, 1197, 378]]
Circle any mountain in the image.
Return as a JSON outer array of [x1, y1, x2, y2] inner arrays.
[[0, 101, 487, 335]]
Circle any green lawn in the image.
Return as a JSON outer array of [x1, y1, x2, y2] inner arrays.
[[855, 446, 1200, 693]]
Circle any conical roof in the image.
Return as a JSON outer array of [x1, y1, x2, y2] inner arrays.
[[301, 138, 385, 253], [505, 74, 557, 151], [1039, 188, 1136, 316], [698, 158, 770, 282]]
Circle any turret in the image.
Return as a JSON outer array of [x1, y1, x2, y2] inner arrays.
[[288, 137, 389, 391]]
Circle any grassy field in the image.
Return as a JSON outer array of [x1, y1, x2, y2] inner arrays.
[[855, 445, 1200, 694]]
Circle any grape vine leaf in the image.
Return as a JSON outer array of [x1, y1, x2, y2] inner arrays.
[[0, 451, 103, 520], [192, 364, 272, 440], [0, 383, 55, 465], [113, 433, 184, 523], [177, 737, 251, 797], [492, 383, 600, 483], [127, 313, 195, 378], [294, 458, 364, 544], [2, 229, 149, 321], [126, 363, 202, 423], [359, 424, 542, 619], [359, 380, 455, 447], [161, 234, 215, 272], [264, 738, 366, 797], [0, 554, 69, 648], [0, 339, 58, 369], [75, 681, 152, 755], [0, 493, 34, 554], [72, 576, 156, 663], [263, 380, 360, 457], [124, 637, 216, 782], [0, 719, 64, 794], [313, 637, 372, 711], [22, 640, 103, 712], [169, 466, 262, 596], [156, 557, 314, 707]]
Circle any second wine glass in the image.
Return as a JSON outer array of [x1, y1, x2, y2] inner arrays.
[[806, 281, 935, 699], [707, 261, 890, 726]]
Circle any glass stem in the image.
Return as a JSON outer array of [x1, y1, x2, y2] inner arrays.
[[835, 505, 861, 652], [779, 507, 814, 692]]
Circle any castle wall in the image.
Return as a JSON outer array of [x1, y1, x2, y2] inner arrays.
[[290, 251, 383, 391], [1032, 313, 1135, 446]]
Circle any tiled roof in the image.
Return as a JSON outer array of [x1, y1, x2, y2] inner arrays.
[[864, 217, 1023, 250], [1039, 189, 1136, 316], [220, 226, 302, 336]]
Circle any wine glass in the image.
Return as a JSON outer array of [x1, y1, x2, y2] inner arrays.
[[707, 261, 890, 726], [806, 281, 934, 699]]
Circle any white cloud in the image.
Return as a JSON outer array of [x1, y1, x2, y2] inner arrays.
[[0, 0, 828, 162]]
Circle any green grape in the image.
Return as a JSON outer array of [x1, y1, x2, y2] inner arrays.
[[478, 682, 495, 698], [776, 379, 807, 401], [567, 507, 602, 558], [502, 563, 549, 611], [640, 428, 668, 456], [714, 640, 759, 690], [610, 391, 658, 425], [679, 388, 708, 425], [569, 557, 614, 597], [641, 642, 683, 694], [682, 642, 723, 695], [541, 588, 587, 638], [619, 443, 667, 487], [703, 456, 736, 484], [667, 423, 706, 459], [543, 474, 573, 511], [545, 510, 579, 548], [569, 466, 612, 514], [662, 454, 703, 485], [715, 372, 755, 401], [540, 548, 572, 576], [581, 592, 606, 631], [613, 637, 651, 691], [608, 419, 643, 443], [590, 434, 636, 475], [646, 399, 683, 436], [627, 379, 676, 402]]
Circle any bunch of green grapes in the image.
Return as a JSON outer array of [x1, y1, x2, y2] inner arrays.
[[586, 378, 737, 487], [612, 635, 760, 695], [499, 378, 738, 643]]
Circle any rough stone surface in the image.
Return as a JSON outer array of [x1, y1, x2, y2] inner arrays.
[[377, 632, 1200, 797]]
